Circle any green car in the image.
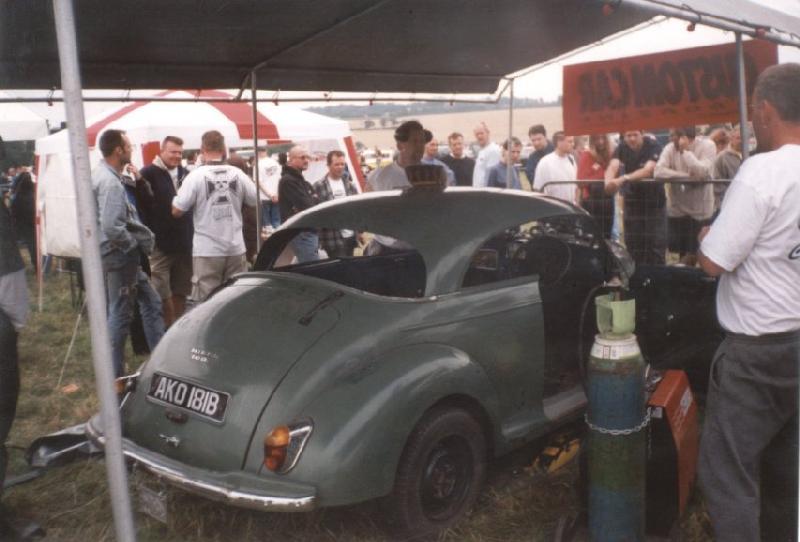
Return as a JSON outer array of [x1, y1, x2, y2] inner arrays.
[[87, 186, 720, 538]]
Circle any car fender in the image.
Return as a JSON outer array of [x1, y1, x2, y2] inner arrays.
[[249, 343, 501, 507]]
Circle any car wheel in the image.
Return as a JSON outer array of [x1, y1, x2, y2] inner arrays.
[[388, 407, 487, 539]]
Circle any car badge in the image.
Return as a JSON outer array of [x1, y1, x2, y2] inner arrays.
[[190, 348, 218, 364]]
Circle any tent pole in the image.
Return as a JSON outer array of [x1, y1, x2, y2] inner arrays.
[[506, 78, 514, 188], [735, 32, 750, 160], [51, 1, 136, 541], [251, 71, 263, 251]]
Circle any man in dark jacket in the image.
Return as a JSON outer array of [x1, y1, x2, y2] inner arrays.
[[278, 145, 320, 263], [137, 136, 191, 326], [524, 124, 554, 185]]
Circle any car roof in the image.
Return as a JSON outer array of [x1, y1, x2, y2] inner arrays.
[[280, 187, 584, 295]]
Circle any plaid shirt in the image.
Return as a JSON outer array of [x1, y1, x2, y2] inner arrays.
[[313, 176, 359, 254]]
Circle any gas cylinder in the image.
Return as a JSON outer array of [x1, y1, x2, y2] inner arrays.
[[587, 293, 647, 542]]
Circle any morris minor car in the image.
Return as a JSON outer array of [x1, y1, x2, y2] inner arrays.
[[88, 186, 720, 538]]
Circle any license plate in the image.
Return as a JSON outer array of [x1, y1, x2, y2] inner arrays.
[[147, 373, 229, 422]]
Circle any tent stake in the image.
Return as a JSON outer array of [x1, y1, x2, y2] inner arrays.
[[51, 1, 136, 540]]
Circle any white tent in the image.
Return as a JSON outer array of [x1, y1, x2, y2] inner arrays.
[[35, 90, 362, 258], [0, 91, 48, 141]]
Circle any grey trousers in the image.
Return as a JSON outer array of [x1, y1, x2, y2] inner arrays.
[[0, 310, 19, 503], [191, 255, 246, 303], [699, 330, 800, 542]]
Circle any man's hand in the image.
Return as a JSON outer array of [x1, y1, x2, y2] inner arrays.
[[604, 176, 625, 195], [124, 163, 141, 180], [271, 195, 278, 203], [171, 205, 184, 218]]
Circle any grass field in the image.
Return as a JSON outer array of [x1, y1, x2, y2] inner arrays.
[[350, 106, 564, 150], [4, 261, 714, 541]]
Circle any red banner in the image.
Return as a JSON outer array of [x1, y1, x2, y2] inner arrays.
[[562, 40, 778, 135]]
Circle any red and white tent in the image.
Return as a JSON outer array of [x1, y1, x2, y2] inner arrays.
[[35, 90, 362, 258], [0, 91, 48, 141]]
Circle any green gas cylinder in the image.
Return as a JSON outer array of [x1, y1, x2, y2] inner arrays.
[[587, 293, 647, 542]]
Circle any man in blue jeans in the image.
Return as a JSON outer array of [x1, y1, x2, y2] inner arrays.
[[93, 129, 164, 377]]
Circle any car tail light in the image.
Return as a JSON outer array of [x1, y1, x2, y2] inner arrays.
[[263, 420, 313, 474]]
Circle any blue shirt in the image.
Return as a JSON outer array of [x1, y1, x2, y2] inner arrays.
[[421, 156, 456, 186], [486, 162, 521, 190]]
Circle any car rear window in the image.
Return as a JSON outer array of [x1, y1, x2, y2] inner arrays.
[[268, 229, 427, 298]]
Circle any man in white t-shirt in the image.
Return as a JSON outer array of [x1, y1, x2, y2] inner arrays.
[[313, 150, 360, 258], [697, 63, 800, 542], [365, 120, 428, 254], [471, 122, 502, 187], [172, 130, 257, 303], [533, 131, 578, 204], [366, 120, 428, 192], [256, 149, 282, 229]]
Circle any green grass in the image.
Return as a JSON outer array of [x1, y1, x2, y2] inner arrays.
[[5, 262, 713, 541]]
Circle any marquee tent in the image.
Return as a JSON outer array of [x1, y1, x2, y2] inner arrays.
[[35, 90, 362, 258], [0, 91, 48, 141]]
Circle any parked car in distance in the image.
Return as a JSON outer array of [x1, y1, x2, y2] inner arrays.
[[88, 185, 720, 538]]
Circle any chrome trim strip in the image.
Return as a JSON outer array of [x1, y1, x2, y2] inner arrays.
[[86, 420, 315, 512]]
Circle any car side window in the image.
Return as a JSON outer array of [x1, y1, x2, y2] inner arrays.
[[461, 217, 592, 289]]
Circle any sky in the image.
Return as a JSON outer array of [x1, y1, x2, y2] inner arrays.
[[13, 2, 800, 125]]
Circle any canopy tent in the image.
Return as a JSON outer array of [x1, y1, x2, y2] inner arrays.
[[35, 90, 362, 258], [0, 91, 48, 141], [1, 1, 799, 97]]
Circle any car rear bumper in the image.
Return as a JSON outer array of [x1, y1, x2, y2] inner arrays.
[[86, 415, 316, 512]]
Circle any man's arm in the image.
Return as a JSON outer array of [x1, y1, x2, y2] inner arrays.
[[97, 179, 136, 252], [171, 174, 193, 218], [681, 141, 715, 180], [604, 158, 622, 195], [654, 145, 684, 179], [697, 226, 726, 276], [241, 171, 258, 207]]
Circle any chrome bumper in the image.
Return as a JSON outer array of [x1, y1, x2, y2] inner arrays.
[[86, 416, 316, 512]]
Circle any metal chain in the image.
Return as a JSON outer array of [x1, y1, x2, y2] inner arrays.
[[584, 408, 651, 436]]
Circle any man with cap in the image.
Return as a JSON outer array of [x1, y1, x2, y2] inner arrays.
[[367, 120, 428, 192]]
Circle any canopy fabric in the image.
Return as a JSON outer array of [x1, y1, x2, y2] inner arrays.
[[628, 0, 800, 38], [34, 90, 353, 154], [2, 1, 797, 95], [35, 93, 361, 258], [0, 91, 48, 141], [0, 0, 652, 94]]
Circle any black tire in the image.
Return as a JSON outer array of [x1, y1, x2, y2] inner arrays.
[[388, 407, 487, 539]]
